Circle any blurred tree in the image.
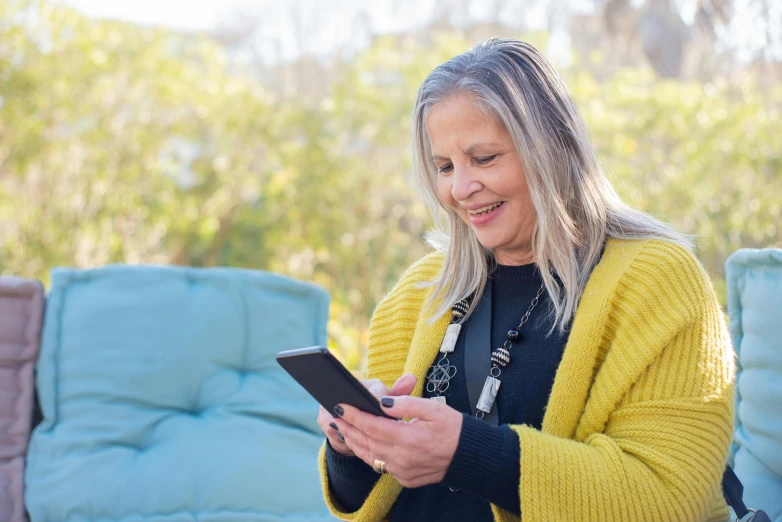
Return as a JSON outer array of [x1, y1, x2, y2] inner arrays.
[[569, 67, 782, 301], [0, 0, 779, 371], [638, 0, 690, 78], [0, 0, 287, 278]]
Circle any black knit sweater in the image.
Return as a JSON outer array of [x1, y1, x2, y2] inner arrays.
[[326, 262, 569, 520]]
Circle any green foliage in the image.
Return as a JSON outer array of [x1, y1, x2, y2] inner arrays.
[[1, 1, 779, 369], [569, 69, 782, 302]]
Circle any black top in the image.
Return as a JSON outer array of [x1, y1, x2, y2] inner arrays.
[[326, 262, 569, 520]]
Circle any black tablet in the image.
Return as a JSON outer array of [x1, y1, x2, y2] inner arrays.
[[276, 346, 396, 419]]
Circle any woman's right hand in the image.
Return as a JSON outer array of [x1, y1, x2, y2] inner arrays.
[[317, 374, 417, 457]]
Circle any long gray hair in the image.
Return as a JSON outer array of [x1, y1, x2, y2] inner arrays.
[[412, 38, 692, 334]]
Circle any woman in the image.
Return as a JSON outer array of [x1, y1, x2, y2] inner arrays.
[[316, 38, 734, 521]]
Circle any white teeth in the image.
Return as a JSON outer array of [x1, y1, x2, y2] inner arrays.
[[468, 202, 503, 215]]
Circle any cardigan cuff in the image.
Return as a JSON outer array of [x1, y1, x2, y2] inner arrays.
[[442, 413, 521, 515], [326, 440, 379, 482]]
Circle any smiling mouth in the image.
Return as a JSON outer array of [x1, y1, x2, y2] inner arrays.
[[467, 202, 504, 216]]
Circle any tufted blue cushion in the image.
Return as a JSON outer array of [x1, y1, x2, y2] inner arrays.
[[726, 248, 782, 521], [25, 265, 336, 522]]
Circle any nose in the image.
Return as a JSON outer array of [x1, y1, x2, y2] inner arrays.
[[450, 164, 483, 203]]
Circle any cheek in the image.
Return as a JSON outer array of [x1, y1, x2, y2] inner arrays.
[[436, 176, 454, 207]]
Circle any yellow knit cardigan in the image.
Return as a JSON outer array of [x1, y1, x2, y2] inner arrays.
[[318, 238, 735, 521]]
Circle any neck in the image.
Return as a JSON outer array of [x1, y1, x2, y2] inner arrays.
[[494, 250, 535, 266]]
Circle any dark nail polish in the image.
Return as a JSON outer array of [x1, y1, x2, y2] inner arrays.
[[337, 432, 345, 443], [381, 397, 394, 408], [333, 405, 344, 417], [329, 422, 338, 430]]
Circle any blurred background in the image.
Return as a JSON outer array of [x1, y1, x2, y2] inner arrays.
[[1, 0, 780, 371]]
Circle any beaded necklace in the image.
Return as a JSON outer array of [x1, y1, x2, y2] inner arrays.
[[425, 282, 546, 418]]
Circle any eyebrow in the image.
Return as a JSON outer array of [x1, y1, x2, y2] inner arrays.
[[431, 142, 501, 161]]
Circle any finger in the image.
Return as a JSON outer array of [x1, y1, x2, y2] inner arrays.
[[361, 379, 390, 399], [336, 403, 404, 444], [334, 416, 401, 474], [325, 424, 354, 455], [389, 374, 417, 396], [379, 395, 441, 421], [332, 417, 376, 466], [326, 416, 357, 457], [319, 406, 356, 454], [327, 433, 355, 457], [316, 406, 336, 433]]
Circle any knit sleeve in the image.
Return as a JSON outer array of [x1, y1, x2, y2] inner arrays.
[[365, 252, 445, 388], [503, 241, 735, 522], [442, 414, 521, 514], [317, 252, 443, 521], [325, 441, 381, 512]]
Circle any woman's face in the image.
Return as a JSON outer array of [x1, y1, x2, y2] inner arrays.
[[426, 95, 536, 265]]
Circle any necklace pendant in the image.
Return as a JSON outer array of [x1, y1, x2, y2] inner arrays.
[[439, 323, 461, 353], [491, 347, 511, 368], [430, 396, 447, 404], [476, 376, 501, 415], [426, 356, 457, 395]]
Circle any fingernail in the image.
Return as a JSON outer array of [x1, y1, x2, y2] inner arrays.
[[380, 397, 394, 408], [337, 432, 345, 443], [329, 422, 338, 431], [333, 405, 344, 417]]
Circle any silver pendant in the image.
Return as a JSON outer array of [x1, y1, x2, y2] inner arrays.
[[476, 376, 501, 414], [426, 356, 456, 394], [430, 396, 447, 404], [439, 323, 461, 353]]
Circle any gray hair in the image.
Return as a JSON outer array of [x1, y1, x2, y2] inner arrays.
[[412, 37, 692, 334]]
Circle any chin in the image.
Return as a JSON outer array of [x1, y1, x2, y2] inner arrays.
[[472, 234, 503, 251]]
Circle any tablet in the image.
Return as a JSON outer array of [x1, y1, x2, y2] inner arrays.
[[276, 346, 396, 419]]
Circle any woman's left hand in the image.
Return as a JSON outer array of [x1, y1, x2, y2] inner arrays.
[[332, 390, 463, 488]]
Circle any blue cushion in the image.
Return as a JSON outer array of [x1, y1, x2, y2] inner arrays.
[[726, 248, 782, 521], [25, 265, 336, 521]]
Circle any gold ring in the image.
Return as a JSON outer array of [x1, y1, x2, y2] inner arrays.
[[372, 458, 386, 474]]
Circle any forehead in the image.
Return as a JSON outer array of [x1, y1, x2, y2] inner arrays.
[[425, 95, 506, 146]]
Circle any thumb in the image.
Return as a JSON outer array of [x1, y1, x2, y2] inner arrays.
[[389, 374, 417, 396], [379, 395, 439, 421]]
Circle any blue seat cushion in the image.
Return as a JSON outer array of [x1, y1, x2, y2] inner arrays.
[[25, 265, 336, 521], [726, 248, 782, 521]]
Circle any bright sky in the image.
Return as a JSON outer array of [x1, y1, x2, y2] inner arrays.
[[51, 0, 449, 33], [51, 0, 780, 63], [48, 0, 447, 63], [50, 0, 270, 31], [47, 0, 585, 67]]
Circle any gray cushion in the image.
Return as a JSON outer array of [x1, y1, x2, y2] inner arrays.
[[0, 277, 45, 522]]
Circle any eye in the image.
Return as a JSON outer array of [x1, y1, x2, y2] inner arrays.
[[437, 163, 453, 175], [475, 155, 497, 165]]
